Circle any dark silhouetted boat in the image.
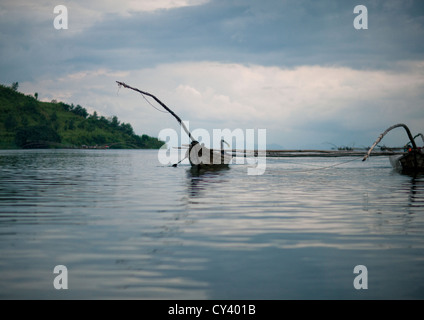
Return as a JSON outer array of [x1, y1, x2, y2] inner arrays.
[[363, 124, 424, 174], [116, 81, 232, 168]]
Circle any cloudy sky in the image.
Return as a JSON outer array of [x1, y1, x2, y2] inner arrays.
[[1, 0, 424, 149]]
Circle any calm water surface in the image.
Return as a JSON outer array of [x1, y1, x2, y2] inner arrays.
[[0, 149, 423, 299]]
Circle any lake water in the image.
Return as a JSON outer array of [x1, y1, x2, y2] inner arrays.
[[0, 149, 423, 299]]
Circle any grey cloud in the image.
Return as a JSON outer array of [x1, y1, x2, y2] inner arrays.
[[1, 0, 423, 149], [2, 0, 424, 85], [75, 0, 423, 69]]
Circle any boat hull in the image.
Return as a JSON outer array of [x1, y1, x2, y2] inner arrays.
[[187, 142, 232, 168], [389, 151, 424, 174]]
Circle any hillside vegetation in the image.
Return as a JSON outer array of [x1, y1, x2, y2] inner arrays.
[[0, 83, 165, 149]]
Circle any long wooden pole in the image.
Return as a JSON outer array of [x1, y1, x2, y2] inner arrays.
[[116, 81, 195, 142], [363, 123, 418, 161]]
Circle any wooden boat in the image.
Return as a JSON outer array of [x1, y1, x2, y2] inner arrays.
[[116, 81, 232, 168], [363, 124, 424, 174], [187, 140, 232, 168]]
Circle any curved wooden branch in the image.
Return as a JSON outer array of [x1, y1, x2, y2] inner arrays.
[[363, 123, 418, 161], [116, 81, 195, 142], [414, 133, 424, 145]]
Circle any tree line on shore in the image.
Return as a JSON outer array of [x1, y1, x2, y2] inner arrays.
[[0, 83, 165, 149]]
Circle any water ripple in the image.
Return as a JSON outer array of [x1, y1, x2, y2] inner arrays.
[[1, 150, 424, 299]]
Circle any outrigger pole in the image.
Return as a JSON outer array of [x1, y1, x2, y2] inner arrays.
[[116, 81, 195, 142], [414, 133, 424, 145], [363, 123, 418, 162]]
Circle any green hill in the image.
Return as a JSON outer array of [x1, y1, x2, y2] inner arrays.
[[0, 83, 165, 149]]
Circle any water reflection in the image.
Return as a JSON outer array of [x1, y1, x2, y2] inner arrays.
[[1, 150, 424, 299], [407, 175, 424, 209], [186, 165, 230, 198], [0, 150, 124, 226], [187, 165, 231, 178]]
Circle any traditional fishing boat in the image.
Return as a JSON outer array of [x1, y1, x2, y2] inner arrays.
[[186, 140, 232, 167], [363, 124, 424, 174], [116, 81, 232, 168]]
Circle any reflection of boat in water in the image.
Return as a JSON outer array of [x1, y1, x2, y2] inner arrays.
[[407, 175, 424, 209], [363, 124, 424, 174], [188, 161, 231, 177], [116, 81, 233, 168], [186, 164, 230, 197]]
